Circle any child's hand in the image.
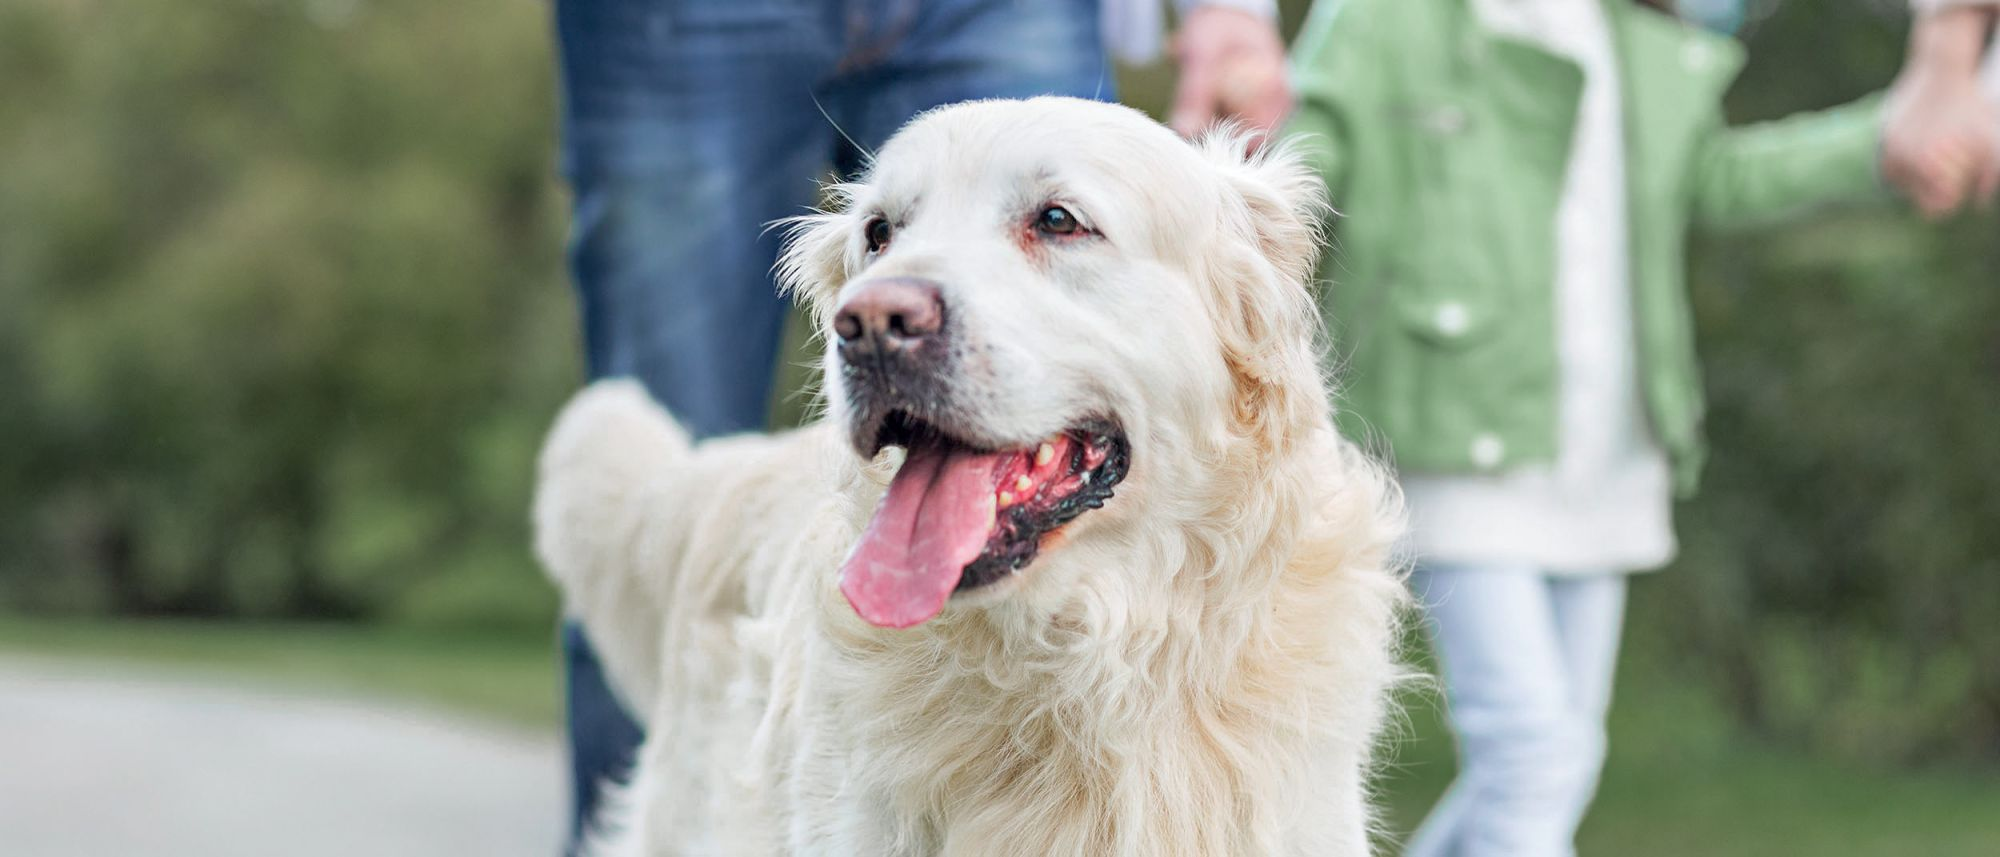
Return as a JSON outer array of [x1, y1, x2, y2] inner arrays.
[[1883, 5, 2000, 219], [1884, 67, 2000, 218]]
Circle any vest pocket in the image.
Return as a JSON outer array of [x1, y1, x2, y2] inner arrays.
[[1392, 288, 1506, 349]]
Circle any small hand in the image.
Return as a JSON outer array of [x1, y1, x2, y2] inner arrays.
[[1884, 67, 2000, 218], [1882, 7, 2000, 219], [1169, 5, 1292, 144]]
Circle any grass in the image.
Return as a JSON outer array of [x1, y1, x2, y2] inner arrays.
[[3, 614, 1996, 854], [1376, 646, 2000, 856], [0, 615, 560, 726]]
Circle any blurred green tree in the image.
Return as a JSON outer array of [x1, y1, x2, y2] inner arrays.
[[1638, 1, 2000, 764], [0, 0, 576, 632]]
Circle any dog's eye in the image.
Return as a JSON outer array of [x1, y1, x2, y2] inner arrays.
[[1035, 206, 1081, 236], [865, 217, 893, 254]]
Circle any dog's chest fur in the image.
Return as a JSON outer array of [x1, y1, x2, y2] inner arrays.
[[796, 632, 1329, 856]]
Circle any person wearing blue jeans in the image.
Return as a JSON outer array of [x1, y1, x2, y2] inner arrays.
[[550, 0, 1295, 850]]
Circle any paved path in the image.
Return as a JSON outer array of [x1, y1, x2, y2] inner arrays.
[[0, 658, 564, 857]]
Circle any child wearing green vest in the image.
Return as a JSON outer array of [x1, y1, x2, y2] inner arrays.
[[1282, 1, 1997, 853]]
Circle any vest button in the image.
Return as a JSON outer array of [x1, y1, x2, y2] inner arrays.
[[1470, 433, 1505, 469], [1682, 41, 1714, 71], [1434, 302, 1471, 337], [1426, 106, 1470, 135]]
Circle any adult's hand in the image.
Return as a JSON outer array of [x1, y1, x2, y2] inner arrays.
[[1882, 6, 2000, 219], [1170, 5, 1291, 142]]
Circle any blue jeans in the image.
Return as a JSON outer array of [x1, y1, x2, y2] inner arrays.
[[553, 0, 1108, 849], [1405, 564, 1629, 857]]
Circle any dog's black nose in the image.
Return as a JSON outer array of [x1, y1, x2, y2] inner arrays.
[[834, 278, 945, 364]]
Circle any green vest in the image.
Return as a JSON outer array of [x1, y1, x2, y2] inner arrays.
[[1285, 0, 1886, 494]]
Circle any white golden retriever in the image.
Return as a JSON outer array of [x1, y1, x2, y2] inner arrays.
[[534, 97, 1405, 856]]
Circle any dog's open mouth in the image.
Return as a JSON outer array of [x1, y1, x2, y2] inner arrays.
[[840, 410, 1130, 629]]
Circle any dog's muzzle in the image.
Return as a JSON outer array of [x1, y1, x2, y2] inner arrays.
[[835, 277, 953, 447]]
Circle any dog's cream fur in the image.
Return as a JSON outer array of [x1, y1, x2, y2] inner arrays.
[[535, 98, 1406, 857]]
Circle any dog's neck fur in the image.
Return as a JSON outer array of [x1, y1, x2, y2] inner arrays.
[[812, 419, 1396, 855]]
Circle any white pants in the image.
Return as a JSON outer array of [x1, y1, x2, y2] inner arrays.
[[1404, 564, 1629, 857]]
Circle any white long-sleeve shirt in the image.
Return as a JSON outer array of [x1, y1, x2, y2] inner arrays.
[[1401, 0, 1679, 575], [1913, 0, 2000, 10], [1987, 30, 2000, 95]]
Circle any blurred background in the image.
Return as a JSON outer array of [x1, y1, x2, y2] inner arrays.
[[1, 0, 1996, 854]]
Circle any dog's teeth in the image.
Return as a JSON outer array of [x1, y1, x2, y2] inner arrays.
[[986, 491, 999, 524], [1015, 475, 1033, 493], [1035, 443, 1055, 466], [998, 491, 1014, 508]]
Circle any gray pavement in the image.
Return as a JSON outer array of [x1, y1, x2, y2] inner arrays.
[[0, 658, 564, 857]]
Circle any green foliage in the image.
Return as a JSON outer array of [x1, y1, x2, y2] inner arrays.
[[1638, 1, 2000, 765], [0, 0, 574, 629], [1667, 206, 2000, 763], [0, 617, 561, 727]]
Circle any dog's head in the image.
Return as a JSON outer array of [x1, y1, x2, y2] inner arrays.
[[779, 97, 1331, 629]]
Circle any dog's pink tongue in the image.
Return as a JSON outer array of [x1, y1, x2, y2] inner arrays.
[[841, 442, 1004, 629]]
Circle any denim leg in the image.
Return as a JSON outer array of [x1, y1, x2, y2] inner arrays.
[[554, 0, 839, 849], [559, 0, 837, 436], [1545, 575, 1627, 839], [559, 623, 644, 854], [1405, 564, 1627, 857], [828, 0, 1112, 155]]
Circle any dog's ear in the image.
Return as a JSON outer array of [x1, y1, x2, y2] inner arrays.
[[774, 186, 860, 331], [1193, 128, 1336, 446], [1197, 130, 1332, 292]]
